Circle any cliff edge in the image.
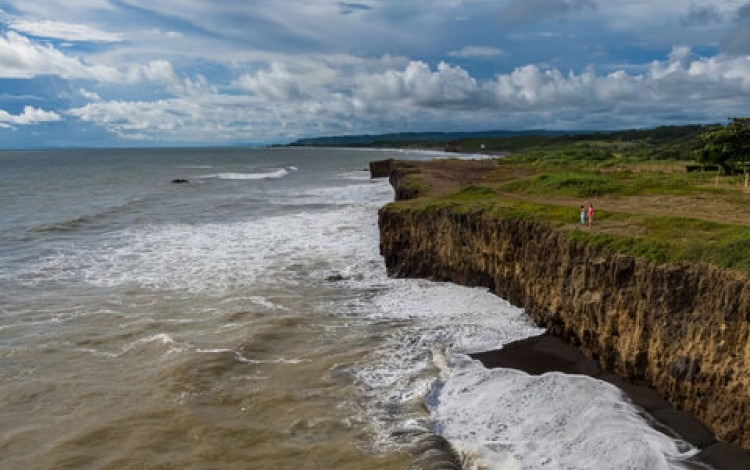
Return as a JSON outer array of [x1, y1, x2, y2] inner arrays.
[[376, 159, 750, 450]]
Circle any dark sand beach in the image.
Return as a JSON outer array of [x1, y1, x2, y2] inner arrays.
[[471, 335, 750, 470]]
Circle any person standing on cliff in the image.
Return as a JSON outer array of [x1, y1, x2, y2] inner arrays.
[[580, 205, 586, 225], [588, 204, 595, 227]]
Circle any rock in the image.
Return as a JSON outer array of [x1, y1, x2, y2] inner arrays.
[[369, 159, 394, 178]]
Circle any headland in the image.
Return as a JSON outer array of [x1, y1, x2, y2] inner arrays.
[[370, 128, 750, 467]]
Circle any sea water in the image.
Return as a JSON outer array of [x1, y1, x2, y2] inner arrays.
[[0, 147, 700, 469]]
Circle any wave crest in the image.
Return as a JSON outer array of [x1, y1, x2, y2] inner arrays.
[[202, 167, 296, 180]]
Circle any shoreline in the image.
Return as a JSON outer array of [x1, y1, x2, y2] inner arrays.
[[470, 335, 750, 470], [376, 156, 750, 451]]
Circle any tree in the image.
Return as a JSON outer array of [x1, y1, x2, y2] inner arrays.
[[699, 117, 750, 177]]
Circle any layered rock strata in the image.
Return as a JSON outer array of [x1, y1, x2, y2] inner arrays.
[[377, 165, 750, 449]]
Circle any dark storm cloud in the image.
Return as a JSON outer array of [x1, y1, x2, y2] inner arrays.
[[498, 0, 596, 27]]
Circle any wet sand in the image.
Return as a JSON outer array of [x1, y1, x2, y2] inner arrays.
[[470, 334, 750, 470]]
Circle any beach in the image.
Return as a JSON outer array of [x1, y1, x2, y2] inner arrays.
[[471, 335, 750, 470]]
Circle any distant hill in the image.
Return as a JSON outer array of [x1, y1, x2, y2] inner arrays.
[[285, 125, 710, 159], [287, 130, 582, 147]]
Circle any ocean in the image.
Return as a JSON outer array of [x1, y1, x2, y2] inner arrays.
[[0, 147, 700, 469]]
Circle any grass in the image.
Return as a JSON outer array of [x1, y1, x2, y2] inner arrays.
[[568, 229, 672, 264], [409, 192, 750, 272], [376, 123, 750, 275], [453, 185, 496, 198], [385, 153, 750, 275], [497, 169, 708, 198], [500, 172, 621, 197]]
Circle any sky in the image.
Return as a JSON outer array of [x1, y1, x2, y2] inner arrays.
[[0, 0, 749, 147]]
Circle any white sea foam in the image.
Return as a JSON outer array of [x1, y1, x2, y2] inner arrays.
[[121, 333, 186, 356], [241, 296, 290, 311], [15, 180, 390, 293], [364, 281, 542, 353], [267, 180, 394, 208], [201, 167, 296, 180], [345, 256, 697, 469], [72, 347, 120, 358], [433, 356, 697, 469], [348, 280, 541, 448], [196, 348, 307, 365]]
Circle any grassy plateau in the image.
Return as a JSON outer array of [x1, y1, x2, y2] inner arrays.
[[384, 127, 750, 274]]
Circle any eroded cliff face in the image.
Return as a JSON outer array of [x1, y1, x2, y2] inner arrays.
[[379, 206, 750, 449]]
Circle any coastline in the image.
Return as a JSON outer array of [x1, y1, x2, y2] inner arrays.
[[470, 335, 750, 470], [373, 156, 750, 466]]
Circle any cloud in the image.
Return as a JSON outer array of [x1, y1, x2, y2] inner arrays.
[[720, 2, 750, 54], [68, 98, 196, 139], [338, 2, 373, 15], [447, 46, 506, 59], [679, 4, 723, 27], [739, 2, 750, 20], [355, 61, 482, 109], [498, 0, 596, 26], [79, 88, 102, 101], [0, 105, 62, 126], [0, 31, 213, 96], [66, 94, 305, 142], [4, 1, 750, 145], [65, 47, 750, 143], [10, 20, 123, 42], [234, 63, 305, 100], [5, 0, 116, 17], [0, 31, 103, 79]]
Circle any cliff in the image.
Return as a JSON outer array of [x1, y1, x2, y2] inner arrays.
[[368, 159, 394, 178], [377, 164, 750, 449]]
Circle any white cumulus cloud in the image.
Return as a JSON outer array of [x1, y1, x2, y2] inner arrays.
[[62, 47, 750, 143], [0, 31, 101, 79], [234, 63, 305, 100], [356, 61, 482, 108], [0, 31, 212, 95], [0, 105, 62, 126]]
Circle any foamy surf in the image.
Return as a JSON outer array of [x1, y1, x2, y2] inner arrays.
[[201, 166, 296, 180], [433, 355, 699, 469], [343, 254, 700, 469]]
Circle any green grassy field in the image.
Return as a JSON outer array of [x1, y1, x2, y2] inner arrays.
[[385, 126, 750, 274]]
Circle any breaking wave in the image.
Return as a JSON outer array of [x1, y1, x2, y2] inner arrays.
[[201, 167, 297, 180]]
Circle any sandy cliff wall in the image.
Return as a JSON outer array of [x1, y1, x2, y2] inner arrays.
[[378, 204, 750, 449]]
